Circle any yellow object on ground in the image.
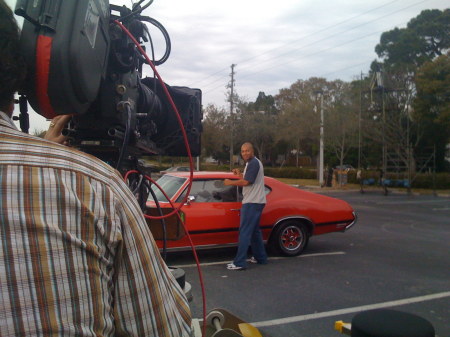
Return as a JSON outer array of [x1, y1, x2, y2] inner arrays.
[[334, 320, 352, 335], [238, 323, 263, 337]]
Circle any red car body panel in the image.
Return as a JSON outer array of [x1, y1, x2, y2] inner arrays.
[[146, 171, 356, 251]]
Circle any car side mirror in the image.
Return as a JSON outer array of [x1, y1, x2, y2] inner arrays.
[[186, 195, 196, 205]]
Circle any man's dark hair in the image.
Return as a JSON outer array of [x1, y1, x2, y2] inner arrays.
[[0, 0, 26, 111]]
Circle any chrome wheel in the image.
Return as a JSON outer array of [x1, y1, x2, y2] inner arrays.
[[280, 225, 303, 252], [271, 221, 309, 256]]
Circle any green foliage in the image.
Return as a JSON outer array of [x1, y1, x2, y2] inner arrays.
[[411, 173, 450, 190], [200, 163, 231, 172], [201, 104, 230, 162], [234, 94, 278, 162], [375, 9, 450, 69], [246, 92, 278, 115], [265, 167, 317, 179], [413, 54, 450, 171]]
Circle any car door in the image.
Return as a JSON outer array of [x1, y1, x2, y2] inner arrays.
[[177, 179, 242, 247]]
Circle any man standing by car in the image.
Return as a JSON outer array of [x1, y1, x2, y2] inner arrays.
[[224, 142, 268, 270], [0, 2, 191, 336]]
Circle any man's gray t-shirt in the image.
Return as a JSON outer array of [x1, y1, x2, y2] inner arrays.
[[242, 157, 266, 204]]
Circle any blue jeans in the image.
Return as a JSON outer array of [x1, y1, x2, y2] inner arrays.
[[233, 203, 267, 267]]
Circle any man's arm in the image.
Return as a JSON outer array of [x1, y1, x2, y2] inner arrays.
[[223, 178, 250, 186], [224, 159, 259, 187], [224, 167, 250, 186]]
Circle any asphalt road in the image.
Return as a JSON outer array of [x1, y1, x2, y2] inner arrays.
[[165, 190, 450, 337]]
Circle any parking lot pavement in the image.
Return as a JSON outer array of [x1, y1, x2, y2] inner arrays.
[[165, 191, 450, 337]]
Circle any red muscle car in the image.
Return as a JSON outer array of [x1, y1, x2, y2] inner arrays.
[[146, 171, 356, 256]]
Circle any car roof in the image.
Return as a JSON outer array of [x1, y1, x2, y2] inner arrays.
[[164, 171, 235, 178], [162, 171, 282, 186]]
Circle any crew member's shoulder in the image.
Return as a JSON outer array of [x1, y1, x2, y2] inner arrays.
[[1, 127, 119, 180], [41, 138, 118, 177]]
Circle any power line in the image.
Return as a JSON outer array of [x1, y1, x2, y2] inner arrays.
[[192, 0, 406, 90], [236, 0, 429, 81], [234, 0, 404, 69], [195, 0, 431, 93]]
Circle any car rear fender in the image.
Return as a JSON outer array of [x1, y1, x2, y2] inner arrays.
[[268, 216, 315, 242]]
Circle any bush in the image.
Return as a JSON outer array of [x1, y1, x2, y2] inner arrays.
[[265, 167, 317, 179], [357, 170, 450, 189], [264, 167, 450, 190], [411, 172, 450, 189], [200, 163, 230, 171]]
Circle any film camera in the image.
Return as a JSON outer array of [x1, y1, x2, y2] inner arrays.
[[15, 0, 202, 170]]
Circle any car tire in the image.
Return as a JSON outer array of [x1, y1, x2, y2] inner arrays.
[[271, 221, 309, 256]]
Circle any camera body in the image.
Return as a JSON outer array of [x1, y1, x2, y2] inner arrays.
[[16, 0, 202, 168]]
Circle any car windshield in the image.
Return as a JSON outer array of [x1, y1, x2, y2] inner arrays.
[[148, 174, 187, 203]]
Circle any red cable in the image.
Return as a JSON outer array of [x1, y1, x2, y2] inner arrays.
[[114, 19, 194, 209], [125, 170, 207, 336], [115, 21, 207, 336]]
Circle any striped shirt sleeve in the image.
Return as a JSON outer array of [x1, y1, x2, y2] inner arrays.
[[0, 119, 192, 337]]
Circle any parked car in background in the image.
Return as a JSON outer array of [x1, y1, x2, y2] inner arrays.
[[146, 171, 357, 256], [335, 164, 355, 171]]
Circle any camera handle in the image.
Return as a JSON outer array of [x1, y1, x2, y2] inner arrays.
[[12, 95, 30, 134]]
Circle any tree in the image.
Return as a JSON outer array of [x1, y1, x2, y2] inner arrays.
[[375, 9, 450, 70], [246, 91, 278, 115], [274, 78, 359, 169], [413, 53, 450, 171], [275, 78, 325, 165], [372, 9, 450, 172], [201, 104, 229, 163], [234, 93, 278, 164], [323, 80, 359, 168]]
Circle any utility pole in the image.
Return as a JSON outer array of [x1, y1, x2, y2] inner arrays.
[[229, 64, 236, 169], [381, 69, 387, 195]]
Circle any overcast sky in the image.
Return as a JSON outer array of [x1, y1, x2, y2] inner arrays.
[[5, 0, 448, 131]]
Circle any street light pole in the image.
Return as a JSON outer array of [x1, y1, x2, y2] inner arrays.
[[229, 64, 236, 169], [359, 72, 362, 171], [319, 93, 324, 187], [313, 90, 325, 187]]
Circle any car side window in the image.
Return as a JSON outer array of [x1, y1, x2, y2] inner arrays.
[[176, 179, 241, 203]]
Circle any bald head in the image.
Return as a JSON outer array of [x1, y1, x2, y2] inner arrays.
[[241, 142, 255, 162]]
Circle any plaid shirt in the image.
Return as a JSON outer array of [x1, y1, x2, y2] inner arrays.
[[0, 116, 191, 336]]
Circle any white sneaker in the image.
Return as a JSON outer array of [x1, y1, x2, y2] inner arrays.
[[247, 257, 258, 264], [226, 263, 245, 270]]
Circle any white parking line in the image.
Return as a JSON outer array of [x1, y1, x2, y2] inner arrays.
[[375, 199, 450, 205], [172, 251, 346, 268], [432, 207, 450, 211], [251, 291, 450, 328]]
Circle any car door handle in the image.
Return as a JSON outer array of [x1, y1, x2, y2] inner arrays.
[[230, 209, 241, 211]]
